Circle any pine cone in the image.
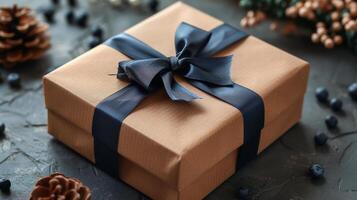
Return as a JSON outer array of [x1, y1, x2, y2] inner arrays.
[[29, 173, 91, 200], [0, 5, 50, 68]]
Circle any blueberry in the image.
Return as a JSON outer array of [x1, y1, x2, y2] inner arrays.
[[315, 87, 329, 103], [76, 11, 89, 27], [309, 164, 324, 179], [88, 37, 102, 49], [43, 6, 56, 23], [91, 25, 104, 39], [325, 115, 338, 129], [67, 0, 77, 7], [329, 98, 343, 111], [314, 131, 328, 145], [237, 187, 249, 200], [148, 0, 159, 12], [65, 10, 75, 24], [0, 123, 5, 135], [0, 178, 11, 193], [7, 73, 21, 88], [0, 72, 3, 83], [348, 82, 357, 101], [51, 0, 60, 5]]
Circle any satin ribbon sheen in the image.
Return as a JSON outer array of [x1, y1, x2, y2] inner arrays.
[[92, 22, 265, 177]]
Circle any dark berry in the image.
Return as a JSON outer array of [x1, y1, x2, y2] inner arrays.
[[315, 87, 329, 103], [43, 7, 56, 23], [91, 25, 104, 39], [314, 131, 328, 145], [0, 72, 3, 83], [325, 115, 338, 129], [348, 82, 357, 101], [309, 164, 325, 179], [0, 123, 5, 135], [88, 37, 102, 49], [7, 73, 21, 88], [76, 11, 89, 27], [329, 98, 343, 111], [67, 0, 77, 7], [65, 10, 75, 24], [237, 187, 249, 200], [0, 178, 11, 193], [148, 0, 159, 12], [51, 0, 60, 5]]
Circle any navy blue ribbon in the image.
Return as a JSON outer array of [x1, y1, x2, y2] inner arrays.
[[92, 22, 265, 177]]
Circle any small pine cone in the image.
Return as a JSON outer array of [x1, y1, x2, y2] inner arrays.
[[0, 5, 50, 68], [29, 173, 91, 200]]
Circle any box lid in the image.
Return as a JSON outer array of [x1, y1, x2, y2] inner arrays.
[[44, 2, 309, 190]]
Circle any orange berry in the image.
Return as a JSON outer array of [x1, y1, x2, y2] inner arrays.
[[332, 0, 344, 10], [345, 0, 352, 5], [247, 10, 255, 18], [240, 17, 249, 28], [286, 7, 298, 17], [331, 11, 340, 21], [332, 22, 342, 31], [255, 11, 266, 21], [320, 34, 328, 42], [316, 22, 325, 28], [307, 11, 316, 20], [298, 7, 308, 17], [296, 2, 304, 8], [324, 38, 335, 49], [350, 7, 357, 17], [345, 20, 356, 30], [317, 27, 327, 35], [282, 23, 298, 35], [342, 16, 351, 24], [333, 35, 343, 45], [247, 17, 257, 26], [312, 1, 320, 9], [270, 22, 278, 31], [311, 33, 320, 43], [304, 1, 313, 9]]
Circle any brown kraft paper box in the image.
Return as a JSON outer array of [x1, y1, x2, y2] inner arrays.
[[43, 2, 309, 200]]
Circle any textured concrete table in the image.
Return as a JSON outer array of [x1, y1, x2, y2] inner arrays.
[[1, 0, 357, 199]]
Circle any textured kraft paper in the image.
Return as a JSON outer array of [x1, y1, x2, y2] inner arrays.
[[43, 1, 309, 198], [48, 95, 303, 200]]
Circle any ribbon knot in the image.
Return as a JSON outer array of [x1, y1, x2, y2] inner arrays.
[[114, 22, 238, 102], [169, 56, 180, 71]]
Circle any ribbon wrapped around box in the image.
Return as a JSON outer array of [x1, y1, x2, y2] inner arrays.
[[43, 2, 309, 200]]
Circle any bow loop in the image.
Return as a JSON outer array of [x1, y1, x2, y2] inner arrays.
[[161, 72, 200, 102], [182, 55, 234, 86], [175, 22, 211, 58]]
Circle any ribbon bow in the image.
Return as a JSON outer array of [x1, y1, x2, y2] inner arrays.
[[115, 22, 236, 102], [94, 22, 265, 177]]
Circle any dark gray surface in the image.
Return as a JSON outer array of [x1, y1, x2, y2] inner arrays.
[[0, 0, 357, 199]]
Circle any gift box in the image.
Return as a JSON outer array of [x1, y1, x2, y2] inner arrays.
[[43, 2, 309, 200]]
